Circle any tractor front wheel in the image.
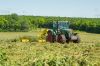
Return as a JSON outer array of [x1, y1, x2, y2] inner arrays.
[[73, 35, 80, 43]]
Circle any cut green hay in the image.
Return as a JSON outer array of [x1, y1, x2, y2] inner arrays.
[[0, 42, 100, 66], [95, 43, 100, 47], [0, 48, 7, 66], [0, 31, 100, 66], [0, 31, 41, 41]]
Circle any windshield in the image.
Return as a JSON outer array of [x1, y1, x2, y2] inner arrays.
[[59, 22, 69, 29], [53, 21, 69, 29]]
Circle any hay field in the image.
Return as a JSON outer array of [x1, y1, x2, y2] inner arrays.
[[0, 31, 100, 66]]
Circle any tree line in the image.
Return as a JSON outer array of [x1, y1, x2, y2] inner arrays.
[[0, 13, 100, 33]]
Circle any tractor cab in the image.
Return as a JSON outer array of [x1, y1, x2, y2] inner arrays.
[[53, 21, 69, 30], [44, 21, 69, 29], [53, 21, 71, 35]]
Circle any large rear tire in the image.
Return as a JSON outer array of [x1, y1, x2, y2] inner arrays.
[[57, 34, 66, 44]]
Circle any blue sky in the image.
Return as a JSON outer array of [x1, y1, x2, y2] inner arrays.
[[0, 0, 100, 17]]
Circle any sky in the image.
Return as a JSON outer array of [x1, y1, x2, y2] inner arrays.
[[0, 0, 100, 17]]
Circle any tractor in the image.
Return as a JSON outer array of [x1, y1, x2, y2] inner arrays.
[[43, 21, 80, 43]]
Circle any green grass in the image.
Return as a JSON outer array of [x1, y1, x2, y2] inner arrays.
[[0, 31, 100, 66]]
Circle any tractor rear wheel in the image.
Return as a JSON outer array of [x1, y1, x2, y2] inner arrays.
[[57, 34, 66, 44]]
